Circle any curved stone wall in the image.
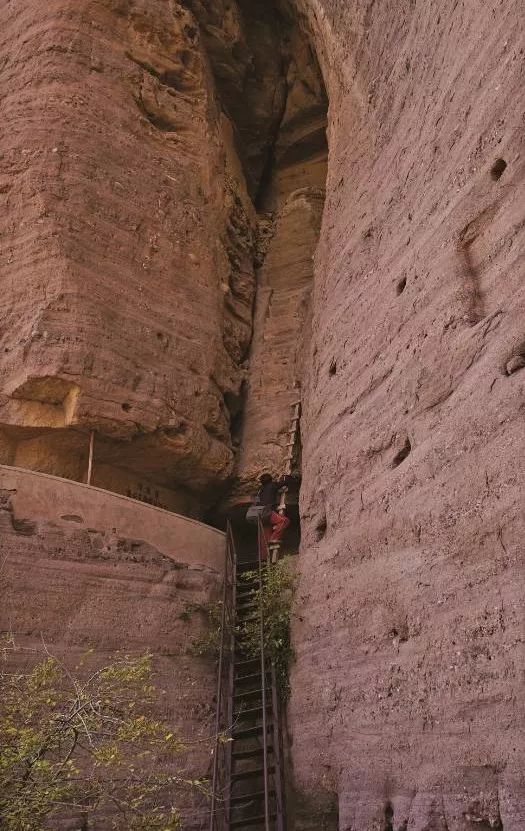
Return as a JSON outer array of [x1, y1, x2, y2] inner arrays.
[[0, 464, 225, 570], [0, 465, 225, 829]]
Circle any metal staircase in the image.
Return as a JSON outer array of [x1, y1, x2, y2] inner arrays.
[[209, 521, 286, 831]]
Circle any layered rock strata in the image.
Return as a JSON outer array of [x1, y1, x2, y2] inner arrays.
[[0, 0, 328, 516], [1, 0, 524, 829], [0, 0, 260, 513], [288, 1, 525, 828], [0, 466, 223, 829]]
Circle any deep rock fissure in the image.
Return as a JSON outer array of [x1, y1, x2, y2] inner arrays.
[[0, 0, 328, 524]]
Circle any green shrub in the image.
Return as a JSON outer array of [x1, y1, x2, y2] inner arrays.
[[185, 602, 223, 658], [239, 557, 296, 699], [0, 643, 206, 830]]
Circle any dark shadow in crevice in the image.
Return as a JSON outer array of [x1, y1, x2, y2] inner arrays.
[[383, 803, 394, 831], [396, 276, 407, 295], [391, 437, 411, 468], [490, 158, 507, 181], [314, 514, 327, 541]]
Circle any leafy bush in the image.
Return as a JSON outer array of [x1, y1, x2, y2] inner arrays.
[[0, 642, 206, 831], [238, 557, 296, 698]]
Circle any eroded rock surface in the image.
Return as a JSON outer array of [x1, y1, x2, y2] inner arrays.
[[1, 0, 524, 829], [0, 482, 220, 828], [288, 1, 525, 828], [0, 0, 262, 511]]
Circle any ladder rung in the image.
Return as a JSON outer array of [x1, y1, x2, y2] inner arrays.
[[232, 766, 275, 781], [233, 724, 271, 739], [234, 687, 263, 700], [237, 603, 257, 612], [232, 748, 265, 761], [235, 657, 265, 668], [233, 703, 272, 719], [230, 814, 276, 829], [236, 613, 258, 624], [235, 672, 269, 684], [230, 789, 267, 806]]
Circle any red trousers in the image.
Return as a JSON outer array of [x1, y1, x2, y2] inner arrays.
[[263, 511, 290, 543]]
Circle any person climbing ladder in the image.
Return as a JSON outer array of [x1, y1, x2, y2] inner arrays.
[[246, 473, 291, 549], [245, 400, 302, 557]]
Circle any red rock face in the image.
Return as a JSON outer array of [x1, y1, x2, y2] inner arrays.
[[0, 0, 259, 508], [2, 0, 525, 828], [289, 1, 525, 828], [0, 476, 221, 829]]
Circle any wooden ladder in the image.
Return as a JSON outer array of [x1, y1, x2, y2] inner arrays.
[[276, 399, 301, 524]]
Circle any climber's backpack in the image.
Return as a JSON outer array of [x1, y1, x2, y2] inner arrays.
[[245, 496, 271, 525]]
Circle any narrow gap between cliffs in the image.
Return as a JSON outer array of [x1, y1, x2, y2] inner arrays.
[[201, 0, 329, 549]]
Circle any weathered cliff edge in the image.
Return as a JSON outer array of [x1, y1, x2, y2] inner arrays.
[[289, 1, 525, 829], [0, 0, 262, 514], [0, 466, 224, 828]]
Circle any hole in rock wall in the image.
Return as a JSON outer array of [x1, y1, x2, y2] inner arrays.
[[396, 276, 407, 295], [490, 158, 507, 180], [315, 514, 327, 541], [391, 437, 412, 468]]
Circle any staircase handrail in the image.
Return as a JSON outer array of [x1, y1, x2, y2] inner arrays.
[[209, 520, 236, 831]]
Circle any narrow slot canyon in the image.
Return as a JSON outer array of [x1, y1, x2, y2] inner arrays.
[[0, 0, 327, 524]]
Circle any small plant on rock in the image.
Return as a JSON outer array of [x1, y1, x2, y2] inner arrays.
[[239, 557, 296, 699], [185, 601, 223, 659]]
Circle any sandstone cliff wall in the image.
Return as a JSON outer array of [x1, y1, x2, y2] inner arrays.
[[0, 467, 224, 829], [0, 0, 260, 513], [1, 1, 524, 829], [288, 2, 525, 829]]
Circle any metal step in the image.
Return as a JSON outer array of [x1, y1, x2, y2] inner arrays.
[[233, 703, 271, 720], [232, 766, 275, 782], [232, 748, 266, 761], [230, 813, 276, 829], [236, 587, 258, 597], [235, 657, 266, 670], [237, 600, 258, 611], [235, 672, 270, 685], [230, 789, 266, 806], [233, 723, 272, 740], [234, 687, 263, 701], [236, 609, 258, 619]]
